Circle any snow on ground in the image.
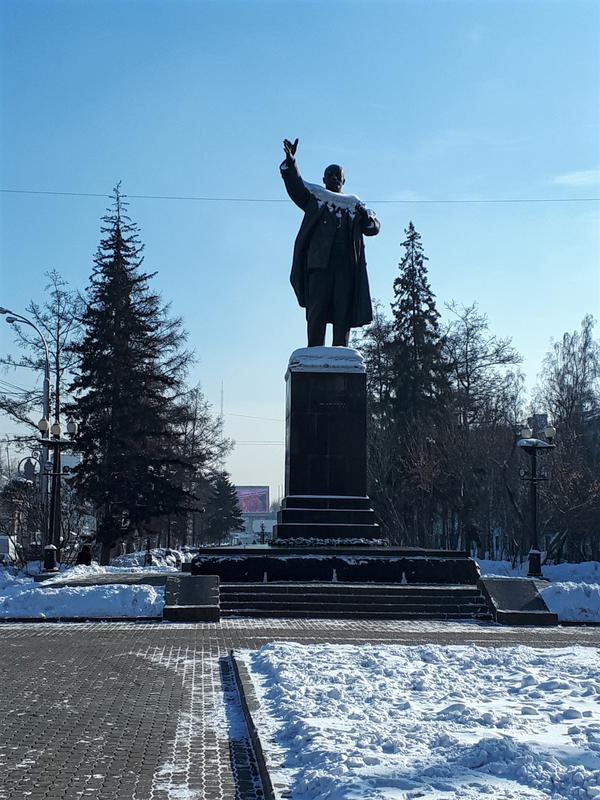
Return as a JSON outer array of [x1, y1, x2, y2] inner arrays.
[[0, 567, 164, 619], [477, 560, 600, 623], [0, 548, 183, 618], [242, 642, 600, 800], [541, 582, 600, 624]]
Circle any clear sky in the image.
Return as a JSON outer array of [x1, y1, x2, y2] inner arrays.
[[1, 0, 599, 501]]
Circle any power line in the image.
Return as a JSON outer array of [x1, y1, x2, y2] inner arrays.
[[0, 378, 33, 394], [235, 441, 284, 445], [226, 412, 284, 422], [1, 188, 599, 205]]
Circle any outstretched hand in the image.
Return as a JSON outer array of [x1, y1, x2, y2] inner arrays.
[[283, 138, 299, 160]]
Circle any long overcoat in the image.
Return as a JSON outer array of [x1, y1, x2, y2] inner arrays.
[[280, 158, 380, 328]]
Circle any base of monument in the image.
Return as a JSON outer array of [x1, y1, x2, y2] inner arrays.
[[190, 547, 480, 585], [273, 494, 382, 544]]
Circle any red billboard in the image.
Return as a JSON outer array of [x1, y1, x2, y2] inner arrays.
[[236, 485, 270, 514]]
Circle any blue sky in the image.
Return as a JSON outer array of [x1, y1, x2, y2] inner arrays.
[[1, 0, 599, 500]]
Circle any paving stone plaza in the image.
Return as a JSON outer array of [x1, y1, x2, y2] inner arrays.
[[1, 620, 599, 800]]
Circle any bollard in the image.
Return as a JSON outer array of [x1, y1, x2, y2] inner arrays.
[[527, 549, 542, 578], [144, 537, 153, 567], [43, 544, 59, 572]]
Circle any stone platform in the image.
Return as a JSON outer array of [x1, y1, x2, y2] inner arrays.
[[190, 547, 479, 584]]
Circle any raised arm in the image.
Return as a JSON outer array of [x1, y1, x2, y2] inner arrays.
[[280, 138, 310, 211]]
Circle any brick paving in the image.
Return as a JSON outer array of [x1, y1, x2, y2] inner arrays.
[[1, 619, 599, 800]]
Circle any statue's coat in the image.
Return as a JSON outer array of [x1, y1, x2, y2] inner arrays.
[[280, 158, 379, 329]]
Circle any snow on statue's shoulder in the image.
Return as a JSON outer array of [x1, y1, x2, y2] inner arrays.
[[288, 346, 365, 374], [303, 181, 362, 214]]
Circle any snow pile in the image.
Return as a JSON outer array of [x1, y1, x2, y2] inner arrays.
[[243, 643, 600, 800], [477, 558, 529, 577], [541, 582, 600, 623], [110, 548, 190, 568], [0, 568, 164, 619]]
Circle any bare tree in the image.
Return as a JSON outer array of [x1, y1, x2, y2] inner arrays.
[[0, 270, 84, 439], [533, 316, 600, 560], [534, 314, 600, 431], [443, 302, 523, 428]]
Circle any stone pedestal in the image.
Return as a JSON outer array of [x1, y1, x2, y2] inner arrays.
[[274, 347, 380, 545]]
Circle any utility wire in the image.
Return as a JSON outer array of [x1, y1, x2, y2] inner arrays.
[[226, 412, 284, 422], [1, 188, 599, 205], [0, 378, 32, 394], [235, 441, 284, 445]]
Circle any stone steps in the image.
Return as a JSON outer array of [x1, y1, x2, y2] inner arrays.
[[219, 582, 492, 620], [221, 609, 492, 620], [220, 600, 489, 614], [221, 582, 482, 597]]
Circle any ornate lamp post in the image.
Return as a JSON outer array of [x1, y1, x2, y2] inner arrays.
[[43, 418, 78, 567], [1, 307, 51, 544], [517, 422, 556, 578]]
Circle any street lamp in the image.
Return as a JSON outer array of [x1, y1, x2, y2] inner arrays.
[[1, 307, 51, 545], [517, 421, 556, 578], [44, 418, 78, 561]]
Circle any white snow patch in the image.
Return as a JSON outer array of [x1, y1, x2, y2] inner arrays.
[[303, 181, 362, 214], [288, 346, 366, 374], [0, 568, 163, 618], [242, 642, 600, 800], [541, 582, 600, 623]]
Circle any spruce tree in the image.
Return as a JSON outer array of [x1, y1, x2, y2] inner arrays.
[[204, 471, 244, 544], [69, 186, 193, 563], [390, 222, 449, 420]]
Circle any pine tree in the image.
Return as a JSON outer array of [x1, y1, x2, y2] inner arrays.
[[354, 301, 395, 420], [390, 222, 449, 420], [204, 471, 244, 544], [69, 185, 193, 563]]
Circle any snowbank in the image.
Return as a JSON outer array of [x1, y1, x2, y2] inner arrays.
[[540, 582, 600, 623], [0, 568, 164, 619], [243, 642, 600, 800]]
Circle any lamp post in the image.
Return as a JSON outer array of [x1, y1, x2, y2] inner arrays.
[[44, 418, 78, 559], [517, 422, 556, 578], [1, 307, 51, 545]]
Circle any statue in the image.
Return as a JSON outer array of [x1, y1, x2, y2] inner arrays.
[[280, 138, 380, 347]]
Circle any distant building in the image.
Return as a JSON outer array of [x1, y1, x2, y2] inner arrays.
[[234, 485, 276, 540]]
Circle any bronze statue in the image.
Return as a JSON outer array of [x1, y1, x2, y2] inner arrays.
[[281, 138, 380, 347]]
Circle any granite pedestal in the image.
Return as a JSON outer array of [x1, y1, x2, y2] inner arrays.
[[273, 347, 381, 545]]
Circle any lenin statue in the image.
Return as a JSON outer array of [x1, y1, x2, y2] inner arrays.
[[280, 138, 380, 347]]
